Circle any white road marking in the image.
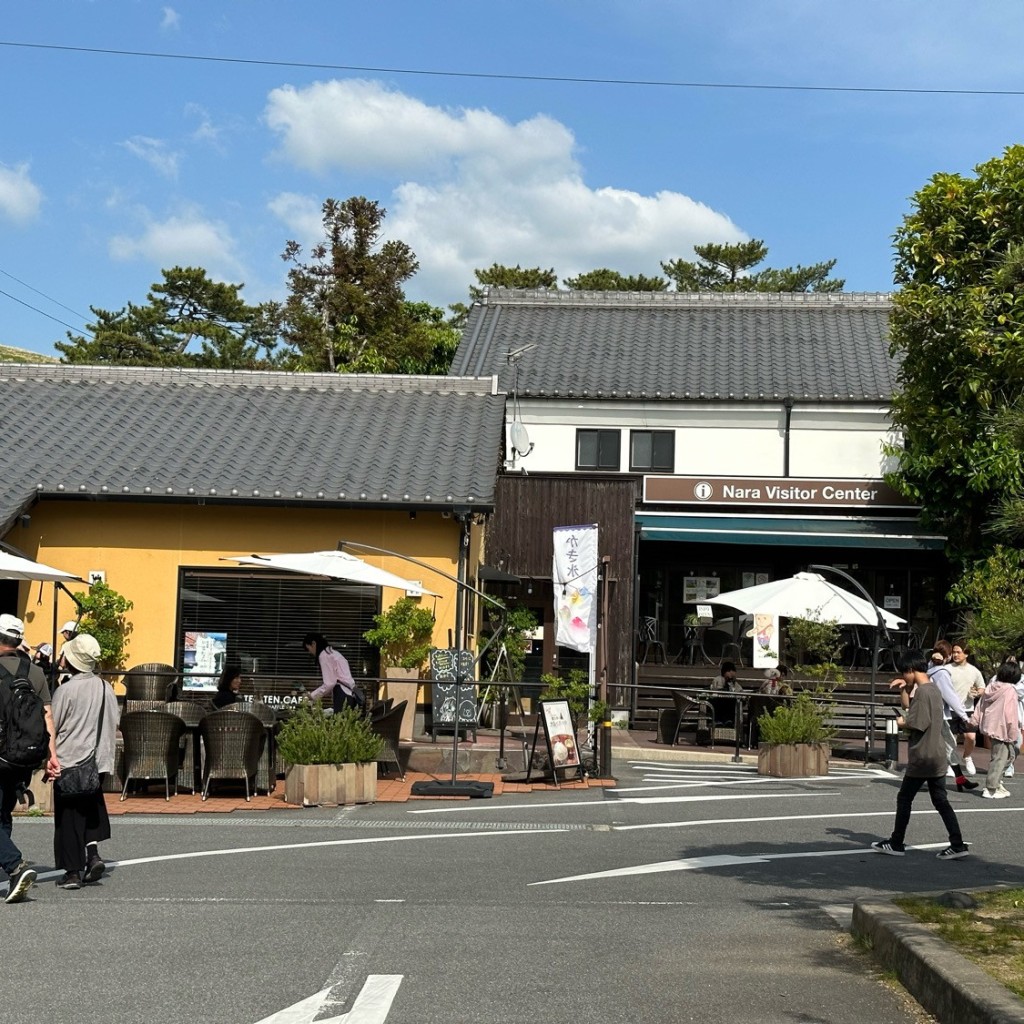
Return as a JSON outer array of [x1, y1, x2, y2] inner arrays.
[[107, 828, 563, 869], [530, 842, 951, 885], [255, 974, 402, 1023], [410, 791, 831, 813], [612, 777, 867, 794]]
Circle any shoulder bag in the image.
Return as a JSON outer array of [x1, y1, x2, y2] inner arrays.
[[54, 688, 106, 798]]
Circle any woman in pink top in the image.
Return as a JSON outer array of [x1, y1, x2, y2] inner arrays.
[[302, 632, 363, 711], [969, 661, 1021, 799]]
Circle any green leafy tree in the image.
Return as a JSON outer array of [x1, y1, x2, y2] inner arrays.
[[450, 263, 558, 326], [951, 546, 1024, 668], [57, 267, 279, 368], [661, 240, 843, 293], [72, 581, 134, 670], [279, 197, 421, 373], [563, 268, 668, 291], [887, 145, 1024, 562]]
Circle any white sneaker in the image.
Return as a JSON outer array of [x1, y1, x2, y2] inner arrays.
[[1006, 764, 1015, 778], [946, 765, 956, 777], [983, 787, 1011, 799], [963, 757, 977, 776]]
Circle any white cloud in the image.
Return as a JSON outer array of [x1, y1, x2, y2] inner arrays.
[[160, 7, 180, 32], [121, 136, 180, 178], [0, 162, 42, 224], [109, 207, 241, 277], [267, 192, 323, 240], [264, 79, 744, 304], [184, 103, 220, 145], [265, 79, 574, 176]]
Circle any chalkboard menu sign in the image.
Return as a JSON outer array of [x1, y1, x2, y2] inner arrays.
[[430, 648, 477, 740], [429, 648, 475, 682]]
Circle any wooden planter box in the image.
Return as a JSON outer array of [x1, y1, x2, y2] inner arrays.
[[758, 742, 830, 778], [284, 762, 377, 806]]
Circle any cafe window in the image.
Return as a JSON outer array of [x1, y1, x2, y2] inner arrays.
[[176, 568, 382, 681], [576, 429, 621, 471], [630, 430, 675, 473]]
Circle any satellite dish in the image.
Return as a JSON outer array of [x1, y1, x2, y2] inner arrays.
[[510, 420, 533, 458]]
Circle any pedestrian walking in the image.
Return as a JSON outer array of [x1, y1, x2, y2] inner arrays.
[[0, 614, 58, 903], [948, 642, 986, 775], [872, 653, 970, 860], [49, 634, 118, 890], [929, 640, 978, 792], [970, 661, 1021, 799]]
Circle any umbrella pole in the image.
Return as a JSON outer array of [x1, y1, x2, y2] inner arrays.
[[808, 564, 888, 764]]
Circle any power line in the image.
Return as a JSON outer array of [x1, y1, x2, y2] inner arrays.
[[2, 39, 1023, 97], [0, 286, 81, 334], [0, 268, 89, 322]]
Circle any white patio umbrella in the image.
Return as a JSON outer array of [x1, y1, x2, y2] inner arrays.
[[0, 549, 81, 583], [221, 550, 441, 596], [708, 572, 905, 629]]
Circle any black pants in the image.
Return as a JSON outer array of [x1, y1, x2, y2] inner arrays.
[[890, 774, 964, 848], [53, 786, 111, 873], [0, 768, 29, 875]]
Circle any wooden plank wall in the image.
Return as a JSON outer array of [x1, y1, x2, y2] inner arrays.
[[485, 474, 640, 693]]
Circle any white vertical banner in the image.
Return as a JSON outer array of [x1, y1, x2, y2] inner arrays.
[[552, 524, 599, 653], [750, 611, 780, 669]]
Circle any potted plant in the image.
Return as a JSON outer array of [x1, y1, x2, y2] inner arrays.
[[363, 596, 435, 741], [278, 704, 384, 806], [756, 690, 836, 777]]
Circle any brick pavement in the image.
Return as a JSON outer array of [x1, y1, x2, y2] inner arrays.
[[105, 769, 616, 814]]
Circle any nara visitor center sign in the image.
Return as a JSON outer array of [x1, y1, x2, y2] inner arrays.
[[643, 475, 914, 509]]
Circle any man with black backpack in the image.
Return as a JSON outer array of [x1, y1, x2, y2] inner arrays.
[[0, 614, 58, 903]]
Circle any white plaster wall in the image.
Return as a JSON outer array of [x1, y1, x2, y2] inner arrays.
[[504, 399, 899, 479]]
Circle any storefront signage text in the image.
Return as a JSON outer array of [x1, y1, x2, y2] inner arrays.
[[643, 475, 914, 509]]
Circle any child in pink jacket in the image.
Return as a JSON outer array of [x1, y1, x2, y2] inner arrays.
[[969, 661, 1021, 799]]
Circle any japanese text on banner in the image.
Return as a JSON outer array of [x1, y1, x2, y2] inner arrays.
[[552, 524, 598, 653]]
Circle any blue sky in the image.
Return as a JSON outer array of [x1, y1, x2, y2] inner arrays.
[[3, 1, 1024, 356]]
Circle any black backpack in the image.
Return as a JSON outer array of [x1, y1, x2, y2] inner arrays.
[[0, 654, 49, 771]]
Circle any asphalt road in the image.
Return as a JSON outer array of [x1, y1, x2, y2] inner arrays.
[[5, 758, 1023, 1024]]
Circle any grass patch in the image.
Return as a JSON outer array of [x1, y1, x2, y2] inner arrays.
[[895, 888, 1024, 1000]]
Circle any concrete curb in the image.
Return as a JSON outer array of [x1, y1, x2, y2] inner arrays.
[[852, 896, 1024, 1024]]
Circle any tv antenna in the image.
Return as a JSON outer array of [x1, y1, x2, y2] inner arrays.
[[506, 344, 535, 467]]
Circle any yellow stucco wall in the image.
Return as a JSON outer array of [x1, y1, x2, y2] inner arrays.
[[9, 501, 465, 668]]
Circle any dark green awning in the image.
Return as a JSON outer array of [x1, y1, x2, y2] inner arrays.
[[637, 513, 945, 550]]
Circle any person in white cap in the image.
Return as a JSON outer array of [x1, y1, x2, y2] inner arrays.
[[49, 633, 118, 890], [0, 613, 58, 902]]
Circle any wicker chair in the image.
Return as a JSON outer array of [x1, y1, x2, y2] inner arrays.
[[199, 710, 266, 801], [669, 690, 712, 746], [369, 698, 394, 720], [246, 702, 279, 793], [123, 663, 180, 702], [124, 699, 167, 716], [166, 701, 207, 793], [119, 711, 186, 801], [370, 700, 407, 780]]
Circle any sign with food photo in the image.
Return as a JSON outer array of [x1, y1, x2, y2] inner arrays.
[[540, 699, 581, 769]]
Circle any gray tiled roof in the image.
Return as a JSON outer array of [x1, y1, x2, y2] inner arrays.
[[451, 289, 897, 401], [0, 365, 505, 535]]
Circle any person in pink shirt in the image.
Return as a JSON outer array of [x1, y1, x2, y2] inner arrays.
[[302, 632, 364, 711], [969, 660, 1021, 799]]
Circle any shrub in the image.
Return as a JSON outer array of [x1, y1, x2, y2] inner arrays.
[[363, 597, 435, 671], [539, 668, 590, 718], [276, 704, 384, 766], [73, 581, 134, 670], [757, 690, 836, 746]]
